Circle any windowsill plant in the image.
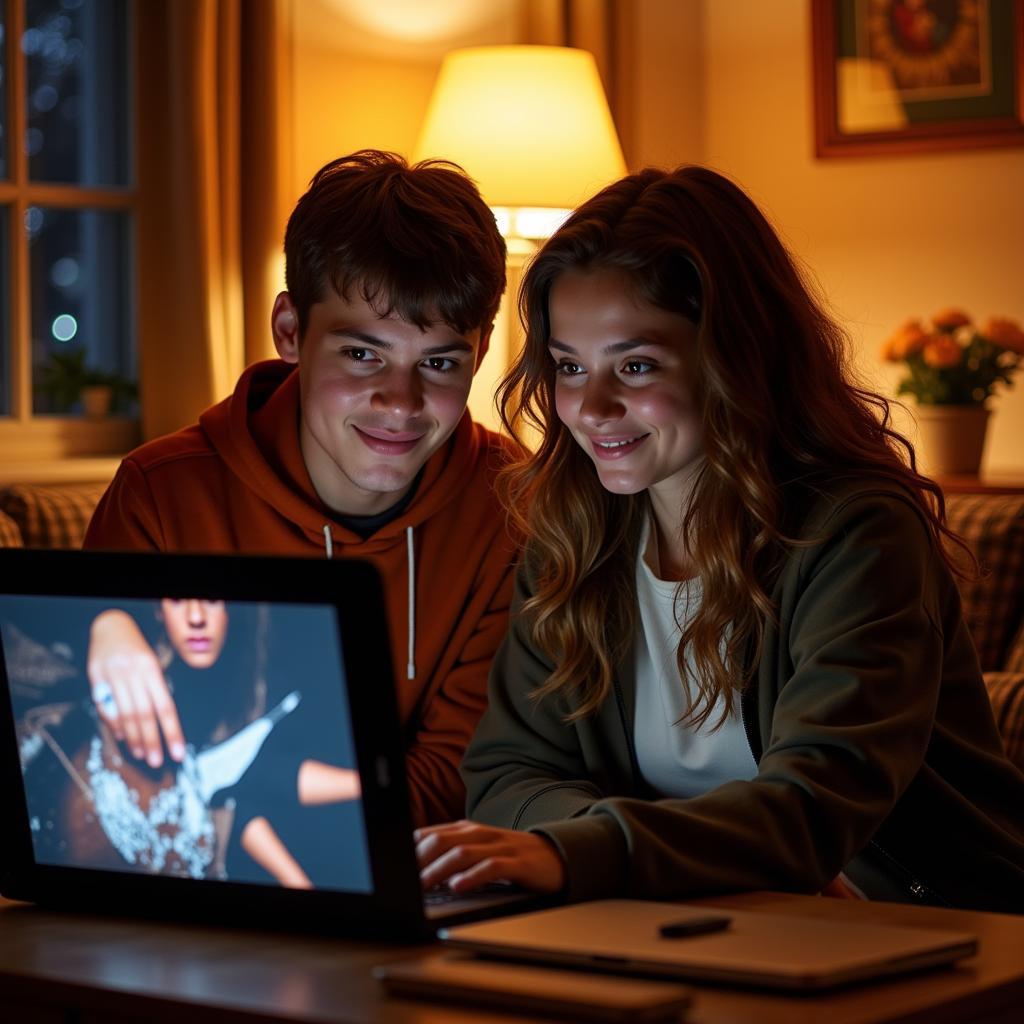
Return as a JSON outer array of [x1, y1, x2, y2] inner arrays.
[[35, 348, 138, 417]]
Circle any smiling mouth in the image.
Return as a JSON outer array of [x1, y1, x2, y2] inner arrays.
[[596, 437, 642, 449], [354, 426, 426, 455], [591, 434, 649, 459]]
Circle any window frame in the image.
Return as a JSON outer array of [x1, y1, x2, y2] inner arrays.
[[0, 0, 140, 469]]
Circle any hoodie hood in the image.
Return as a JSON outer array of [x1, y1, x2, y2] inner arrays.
[[199, 359, 485, 553]]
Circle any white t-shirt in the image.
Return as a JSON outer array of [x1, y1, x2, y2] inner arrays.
[[633, 519, 758, 798]]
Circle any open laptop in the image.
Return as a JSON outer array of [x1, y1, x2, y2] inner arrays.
[[439, 900, 979, 991], [0, 548, 539, 940]]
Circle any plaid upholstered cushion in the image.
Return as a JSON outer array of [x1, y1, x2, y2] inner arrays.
[[945, 494, 1024, 671], [1003, 618, 1024, 675], [1006, 623, 1024, 674], [984, 672, 1024, 773], [0, 508, 23, 547], [0, 482, 108, 549]]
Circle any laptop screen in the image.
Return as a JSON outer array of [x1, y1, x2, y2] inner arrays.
[[0, 593, 374, 895]]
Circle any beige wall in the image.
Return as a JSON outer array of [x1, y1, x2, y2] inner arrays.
[[621, 0, 704, 170], [291, 0, 523, 188], [697, 1, 1024, 474]]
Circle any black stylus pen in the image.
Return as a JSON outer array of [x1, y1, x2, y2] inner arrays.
[[658, 914, 731, 938]]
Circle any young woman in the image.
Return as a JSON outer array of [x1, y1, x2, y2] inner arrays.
[[416, 166, 1024, 912]]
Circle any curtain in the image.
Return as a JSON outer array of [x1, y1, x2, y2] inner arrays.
[[136, 0, 293, 441]]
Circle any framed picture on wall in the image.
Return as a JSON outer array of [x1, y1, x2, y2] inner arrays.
[[811, 0, 1024, 157]]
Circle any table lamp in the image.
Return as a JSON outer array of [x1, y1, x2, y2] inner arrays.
[[413, 44, 627, 254]]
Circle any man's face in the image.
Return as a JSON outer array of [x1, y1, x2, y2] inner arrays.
[[273, 287, 484, 516]]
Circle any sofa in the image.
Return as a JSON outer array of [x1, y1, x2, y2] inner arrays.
[[0, 482, 110, 549], [944, 491, 1024, 770], [0, 480, 1022, 770]]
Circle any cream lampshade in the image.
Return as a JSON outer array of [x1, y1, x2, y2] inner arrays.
[[413, 44, 626, 244]]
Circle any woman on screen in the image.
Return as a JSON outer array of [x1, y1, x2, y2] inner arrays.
[[19, 599, 287, 879]]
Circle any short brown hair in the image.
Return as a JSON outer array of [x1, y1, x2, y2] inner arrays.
[[284, 150, 506, 337]]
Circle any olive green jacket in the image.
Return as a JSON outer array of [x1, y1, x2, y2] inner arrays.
[[463, 483, 1024, 913]]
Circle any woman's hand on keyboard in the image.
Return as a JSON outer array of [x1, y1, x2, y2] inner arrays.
[[414, 820, 566, 894]]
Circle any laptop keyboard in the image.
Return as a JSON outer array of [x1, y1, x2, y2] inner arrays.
[[423, 881, 520, 907]]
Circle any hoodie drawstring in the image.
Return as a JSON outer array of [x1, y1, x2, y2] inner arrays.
[[323, 521, 415, 680], [406, 525, 416, 680]]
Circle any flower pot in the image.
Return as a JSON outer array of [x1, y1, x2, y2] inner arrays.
[[913, 404, 990, 476], [80, 384, 114, 419]]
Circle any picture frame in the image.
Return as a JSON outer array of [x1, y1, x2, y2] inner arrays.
[[811, 0, 1024, 157]]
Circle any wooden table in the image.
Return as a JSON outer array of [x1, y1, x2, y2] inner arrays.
[[1, 891, 1022, 1024]]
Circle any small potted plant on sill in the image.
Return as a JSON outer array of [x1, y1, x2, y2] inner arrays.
[[35, 348, 138, 418], [881, 310, 1024, 476]]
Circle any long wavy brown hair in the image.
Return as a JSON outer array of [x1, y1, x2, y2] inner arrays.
[[498, 166, 967, 728]]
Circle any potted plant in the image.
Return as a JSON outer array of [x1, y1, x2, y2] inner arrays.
[[881, 310, 1024, 475], [35, 348, 138, 417]]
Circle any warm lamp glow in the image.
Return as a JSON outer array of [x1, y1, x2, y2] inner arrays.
[[413, 45, 627, 212], [323, 0, 498, 43]]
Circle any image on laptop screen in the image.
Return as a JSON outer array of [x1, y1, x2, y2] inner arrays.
[[0, 594, 373, 894]]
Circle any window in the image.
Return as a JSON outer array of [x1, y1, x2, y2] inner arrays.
[[0, 0, 138, 463]]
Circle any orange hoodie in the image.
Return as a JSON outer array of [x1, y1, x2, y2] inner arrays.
[[84, 359, 520, 825]]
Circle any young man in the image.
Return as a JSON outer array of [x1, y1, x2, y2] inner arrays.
[[84, 150, 516, 826]]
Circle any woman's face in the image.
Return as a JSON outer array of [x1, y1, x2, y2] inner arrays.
[[160, 599, 229, 669], [548, 267, 704, 506]]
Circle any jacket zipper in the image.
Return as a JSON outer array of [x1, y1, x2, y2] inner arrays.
[[738, 634, 762, 765], [613, 679, 642, 789], [739, 687, 762, 765]]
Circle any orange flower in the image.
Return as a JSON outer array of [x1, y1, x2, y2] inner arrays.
[[881, 318, 929, 361], [931, 308, 972, 331], [922, 335, 963, 369], [982, 317, 1024, 355]]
